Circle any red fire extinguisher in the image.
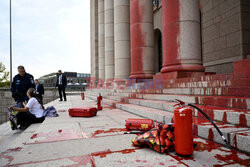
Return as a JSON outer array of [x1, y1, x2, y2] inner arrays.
[[173, 99, 230, 156], [125, 118, 154, 131], [174, 101, 193, 156], [97, 93, 103, 110], [81, 92, 84, 100]]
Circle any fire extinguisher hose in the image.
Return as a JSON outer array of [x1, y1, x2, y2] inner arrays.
[[188, 103, 230, 146]]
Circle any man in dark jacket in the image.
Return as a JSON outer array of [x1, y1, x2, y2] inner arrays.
[[55, 70, 67, 101], [35, 79, 44, 104], [11, 66, 35, 103]]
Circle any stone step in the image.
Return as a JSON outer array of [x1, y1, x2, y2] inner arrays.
[[162, 87, 250, 97], [87, 91, 250, 110], [86, 92, 250, 127], [127, 99, 250, 128], [86, 94, 250, 154], [0, 122, 41, 152]]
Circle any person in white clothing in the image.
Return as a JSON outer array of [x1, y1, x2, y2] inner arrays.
[[9, 88, 45, 129]]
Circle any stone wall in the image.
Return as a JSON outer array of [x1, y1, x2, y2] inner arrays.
[[242, 0, 250, 59], [200, 0, 243, 73], [0, 88, 58, 125]]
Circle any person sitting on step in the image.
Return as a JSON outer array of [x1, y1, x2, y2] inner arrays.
[[8, 88, 45, 130]]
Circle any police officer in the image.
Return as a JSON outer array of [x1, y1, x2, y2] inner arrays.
[[11, 65, 35, 103]]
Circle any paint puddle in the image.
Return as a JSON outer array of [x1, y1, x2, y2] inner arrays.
[[91, 128, 128, 138], [0, 147, 22, 166], [91, 148, 138, 158], [29, 129, 85, 144]]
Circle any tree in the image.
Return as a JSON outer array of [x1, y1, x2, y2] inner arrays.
[[0, 62, 10, 87]]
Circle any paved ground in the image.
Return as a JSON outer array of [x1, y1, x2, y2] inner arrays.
[[0, 95, 249, 167]]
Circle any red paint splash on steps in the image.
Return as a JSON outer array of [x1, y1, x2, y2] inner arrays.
[[208, 128, 214, 141], [239, 114, 247, 127]]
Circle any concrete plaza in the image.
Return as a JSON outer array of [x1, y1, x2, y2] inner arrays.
[[0, 95, 249, 166]]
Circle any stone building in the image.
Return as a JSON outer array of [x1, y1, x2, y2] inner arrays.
[[87, 0, 250, 153], [90, 0, 250, 83]]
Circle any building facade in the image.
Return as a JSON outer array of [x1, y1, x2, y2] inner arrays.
[[90, 0, 250, 83], [39, 72, 90, 88]]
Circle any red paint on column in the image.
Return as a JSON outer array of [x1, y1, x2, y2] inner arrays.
[[161, 0, 204, 73], [130, 0, 153, 79], [130, 0, 144, 79], [161, 0, 180, 73]]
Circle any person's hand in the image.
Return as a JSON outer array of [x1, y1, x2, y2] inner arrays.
[[22, 102, 26, 106], [10, 106, 14, 110]]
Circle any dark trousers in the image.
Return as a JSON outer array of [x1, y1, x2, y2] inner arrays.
[[16, 112, 45, 127], [58, 85, 66, 101]]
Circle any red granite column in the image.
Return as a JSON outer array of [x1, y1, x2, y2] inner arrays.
[[161, 0, 204, 74], [129, 0, 154, 79]]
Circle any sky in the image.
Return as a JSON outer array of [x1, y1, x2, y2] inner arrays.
[[0, 0, 90, 79]]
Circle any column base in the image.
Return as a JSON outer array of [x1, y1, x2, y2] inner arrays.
[[129, 73, 153, 79], [153, 71, 206, 81], [161, 64, 205, 73]]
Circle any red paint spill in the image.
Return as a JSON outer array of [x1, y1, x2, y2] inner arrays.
[[222, 112, 227, 123], [91, 148, 139, 158], [239, 114, 247, 127], [0, 147, 22, 166], [7, 147, 22, 152], [91, 128, 128, 138], [159, 162, 165, 166], [68, 155, 95, 167], [28, 129, 84, 144], [208, 128, 214, 141], [30, 133, 38, 139], [233, 134, 238, 148]]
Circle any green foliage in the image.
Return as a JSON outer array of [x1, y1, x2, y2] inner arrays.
[[0, 81, 10, 88], [0, 62, 10, 87]]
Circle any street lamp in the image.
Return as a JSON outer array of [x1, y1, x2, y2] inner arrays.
[[9, 0, 12, 83]]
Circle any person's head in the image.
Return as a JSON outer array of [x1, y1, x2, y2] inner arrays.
[[27, 88, 36, 98], [18, 65, 26, 77], [58, 70, 62, 75], [35, 79, 39, 84]]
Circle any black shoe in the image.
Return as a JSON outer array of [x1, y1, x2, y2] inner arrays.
[[18, 125, 29, 130], [64, 99, 67, 101], [59, 100, 63, 102]]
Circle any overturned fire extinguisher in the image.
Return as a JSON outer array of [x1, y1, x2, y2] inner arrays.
[[97, 93, 103, 110], [125, 118, 155, 131], [173, 99, 229, 156]]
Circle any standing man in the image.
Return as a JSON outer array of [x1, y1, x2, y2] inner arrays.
[[55, 70, 67, 101], [35, 79, 44, 104], [11, 65, 35, 103]]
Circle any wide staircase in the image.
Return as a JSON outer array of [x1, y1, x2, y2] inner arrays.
[[85, 59, 250, 154]]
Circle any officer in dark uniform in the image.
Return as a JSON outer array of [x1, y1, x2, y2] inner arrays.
[[11, 65, 35, 103]]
